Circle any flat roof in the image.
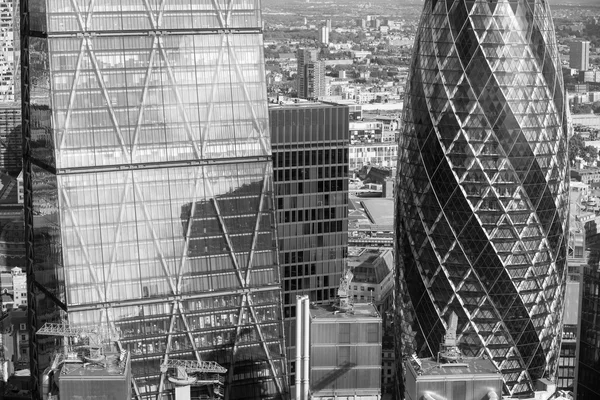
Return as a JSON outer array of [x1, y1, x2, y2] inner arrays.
[[310, 303, 381, 321], [60, 353, 129, 378], [360, 198, 394, 227], [269, 101, 335, 109], [415, 357, 500, 377]]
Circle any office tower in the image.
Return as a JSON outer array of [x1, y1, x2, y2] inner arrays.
[[570, 40, 590, 71], [576, 265, 600, 399], [319, 26, 329, 45], [0, 0, 20, 177], [22, 1, 287, 399], [269, 102, 349, 385], [326, 19, 332, 30], [297, 49, 326, 99], [0, 0, 18, 101], [0, 103, 21, 175], [395, 0, 569, 396]]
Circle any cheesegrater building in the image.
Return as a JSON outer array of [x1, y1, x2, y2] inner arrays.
[[395, 0, 569, 396], [21, 0, 287, 399]]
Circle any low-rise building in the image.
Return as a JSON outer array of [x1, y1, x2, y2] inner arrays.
[[571, 167, 600, 185], [348, 247, 394, 316], [349, 143, 398, 170]]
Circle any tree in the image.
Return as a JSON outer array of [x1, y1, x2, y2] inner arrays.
[[569, 133, 584, 165], [583, 145, 598, 164], [572, 103, 593, 114]]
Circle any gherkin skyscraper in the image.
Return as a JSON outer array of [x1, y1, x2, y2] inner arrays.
[[395, 0, 569, 396]]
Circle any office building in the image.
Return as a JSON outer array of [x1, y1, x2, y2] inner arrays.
[[0, 103, 21, 176], [22, 1, 287, 399], [395, 0, 569, 396], [54, 352, 132, 400], [405, 356, 503, 400], [297, 49, 326, 99], [349, 143, 398, 170], [570, 40, 590, 71], [319, 26, 329, 45], [347, 247, 394, 316], [0, 0, 18, 101], [576, 265, 600, 399], [309, 303, 382, 400], [269, 102, 349, 383]]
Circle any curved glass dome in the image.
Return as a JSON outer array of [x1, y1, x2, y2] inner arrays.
[[395, 0, 569, 395]]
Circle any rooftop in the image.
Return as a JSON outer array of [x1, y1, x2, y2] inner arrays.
[[269, 100, 335, 109], [348, 197, 395, 234], [412, 357, 501, 378], [348, 247, 393, 284], [309, 302, 381, 321], [60, 352, 130, 379]]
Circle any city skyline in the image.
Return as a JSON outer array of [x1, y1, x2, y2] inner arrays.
[[0, 0, 594, 398]]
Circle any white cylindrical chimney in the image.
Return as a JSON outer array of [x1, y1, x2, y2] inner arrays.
[[302, 297, 310, 400], [295, 296, 303, 400]]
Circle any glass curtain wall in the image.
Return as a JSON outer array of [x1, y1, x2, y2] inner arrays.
[[395, 0, 569, 396], [23, 1, 287, 399]]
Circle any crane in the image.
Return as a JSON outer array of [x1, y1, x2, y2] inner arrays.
[[336, 269, 354, 311], [160, 359, 227, 400], [36, 322, 120, 365], [36, 322, 130, 400]]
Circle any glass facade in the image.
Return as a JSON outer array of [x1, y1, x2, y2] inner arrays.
[[269, 103, 349, 382], [23, 0, 287, 399], [395, 0, 569, 396], [0, 0, 18, 101], [576, 266, 600, 399]]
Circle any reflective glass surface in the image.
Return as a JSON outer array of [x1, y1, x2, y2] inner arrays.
[[25, 0, 286, 398], [577, 266, 600, 400], [395, 0, 569, 396], [30, 0, 262, 34], [270, 104, 349, 363], [29, 32, 269, 170]]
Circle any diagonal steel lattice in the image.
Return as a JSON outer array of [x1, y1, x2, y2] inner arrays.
[[32, 0, 286, 399], [396, 0, 569, 396]]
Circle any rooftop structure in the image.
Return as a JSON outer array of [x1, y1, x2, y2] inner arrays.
[[309, 303, 382, 400]]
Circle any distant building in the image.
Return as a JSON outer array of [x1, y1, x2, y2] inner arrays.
[[571, 167, 600, 185], [349, 121, 383, 144], [0, 103, 21, 176], [270, 102, 349, 385], [297, 49, 326, 99], [319, 26, 329, 44], [309, 303, 382, 400], [10, 267, 25, 308], [0, 0, 19, 101], [349, 143, 398, 170], [570, 40, 590, 71], [579, 70, 595, 83]]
